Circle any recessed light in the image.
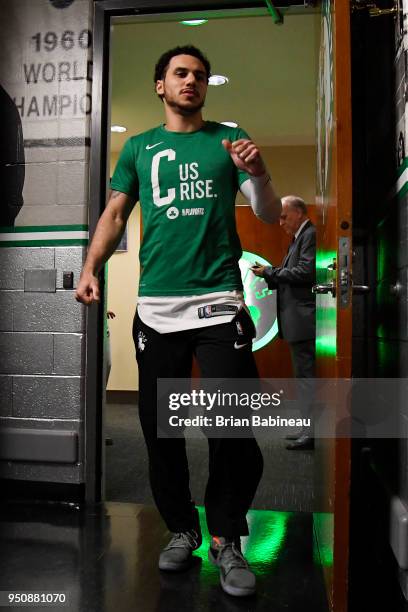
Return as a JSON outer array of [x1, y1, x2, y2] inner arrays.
[[111, 125, 127, 133], [180, 19, 208, 26], [209, 75, 229, 86], [221, 121, 238, 128]]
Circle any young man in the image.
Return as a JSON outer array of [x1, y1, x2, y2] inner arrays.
[[76, 45, 281, 597]]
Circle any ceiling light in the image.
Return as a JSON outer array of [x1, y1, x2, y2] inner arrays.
[[180, 19, 208, 26], [221, 121, 238, 128], [209, 75, 229, 86], [111, 125, 127, 133]]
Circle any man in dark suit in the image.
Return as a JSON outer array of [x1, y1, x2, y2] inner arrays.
[[251, 195, 316, 450]]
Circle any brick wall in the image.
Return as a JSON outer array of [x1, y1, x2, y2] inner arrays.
[[0, 0, 92, 484]]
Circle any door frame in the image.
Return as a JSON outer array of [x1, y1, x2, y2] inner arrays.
[[314, 1, 353, 609], [86, 0, 299, 502]]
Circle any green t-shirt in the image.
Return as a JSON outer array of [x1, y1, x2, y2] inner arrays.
[[110, 121, 250, 296]]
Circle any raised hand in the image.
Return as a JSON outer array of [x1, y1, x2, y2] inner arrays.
[[222, 139, 266, 177]]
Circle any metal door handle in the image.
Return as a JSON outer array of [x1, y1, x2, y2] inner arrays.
[[312, 282, 336, 296], [312, 283, 370, 296], [390, 282, 402, 296], [352, 285, 370, 294]]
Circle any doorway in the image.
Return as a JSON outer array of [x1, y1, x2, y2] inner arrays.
[[102, 4, 318, 507], [88, 1, 330, 610]]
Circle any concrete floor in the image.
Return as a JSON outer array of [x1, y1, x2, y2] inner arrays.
[[0, 500, 328, 612]]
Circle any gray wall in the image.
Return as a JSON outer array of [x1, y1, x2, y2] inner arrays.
[[375, 4, 408, 380], [371, 4, 408, 598], [0, 0, 92, 484]]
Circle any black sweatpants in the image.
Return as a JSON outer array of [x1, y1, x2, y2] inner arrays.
[[133, 309, 263, 537]]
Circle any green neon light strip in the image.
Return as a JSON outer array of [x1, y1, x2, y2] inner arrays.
[[0, 224, 88, 233], [0, 225, 89, 247], [377, 339, 395, 369], [244, 509, 289, 569], [316, 334, 337, 356], [0, 233, 88, 241], [0, 240, 88, 247], [195, 506, 290, 577], [313, 512, 334, 567], [397, 181, 408, 199], [377, 236, 386, 280], [180, 19, 208, 26], [316, 250, 336, 271], [397, 157, 408, 178], [315, 249, 337, 356], [264, 0, 284, 24], [390, 157, 408, 199]]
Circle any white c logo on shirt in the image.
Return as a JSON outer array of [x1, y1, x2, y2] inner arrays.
[[151, 149, 176, 207]]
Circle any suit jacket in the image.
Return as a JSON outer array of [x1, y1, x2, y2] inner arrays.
[[263, 220, 316, 343]]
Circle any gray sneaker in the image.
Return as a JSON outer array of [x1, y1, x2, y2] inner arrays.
[[208, 537, 256, 597], [159, 529, 202, 571]]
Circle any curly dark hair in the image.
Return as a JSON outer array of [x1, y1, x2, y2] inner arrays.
[[153, 45, 211, 99]]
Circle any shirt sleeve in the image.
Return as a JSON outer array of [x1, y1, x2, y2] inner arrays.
[[110, 138, 139, 199], [240, 176, 281, 224]]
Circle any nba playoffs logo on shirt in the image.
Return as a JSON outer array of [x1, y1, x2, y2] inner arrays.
[[239, 251, 278, 352], [167, 207, 179, 220]]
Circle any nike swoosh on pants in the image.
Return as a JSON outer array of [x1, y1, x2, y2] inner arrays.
[[234, 342, 248, 349]]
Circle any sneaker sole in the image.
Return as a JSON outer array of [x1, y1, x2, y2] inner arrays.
[[208, 548, 256, 597], [158, 557, 192, 571]]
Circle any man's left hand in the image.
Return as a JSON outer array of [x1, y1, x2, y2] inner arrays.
[[222, 139, 266, 177]]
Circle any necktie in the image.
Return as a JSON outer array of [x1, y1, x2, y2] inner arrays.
[[287, 236, 296, 253]]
